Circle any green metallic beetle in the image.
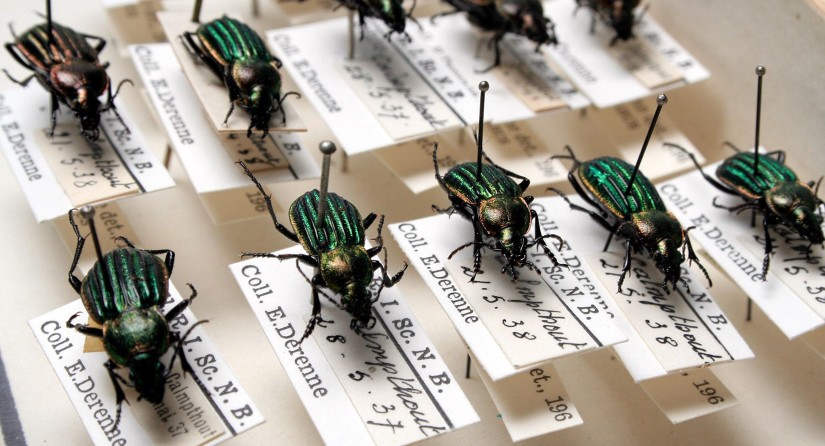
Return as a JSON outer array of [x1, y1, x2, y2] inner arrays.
[[338, 0, 411, 41], [182, 16, 300, 137], [669, 143, 824, 277], [552, 146, 710, 292], [238, 160, 407, 342], [433, 82, 566, 280], [65, 209, 199, 422]]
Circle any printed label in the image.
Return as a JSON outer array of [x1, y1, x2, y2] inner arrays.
[[105, 0, 166, 47], [230, 246, 478, 446], [639, 368, 738, 424]]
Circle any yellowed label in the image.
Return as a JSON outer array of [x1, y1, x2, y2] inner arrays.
[[608, 39, 683, 89], [493, 62, 567, 113]]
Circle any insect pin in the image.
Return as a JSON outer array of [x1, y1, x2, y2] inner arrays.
[[3, 2, 131, 140], [65, 206, 202, 425], [574, 0, 645, 44], [666, 66, 824, 279], [432, 0, 558, 72], [434, 81, 567, 280], [551, 94, 711, 293], [181, 16, 301, 137], [239, 141, 407, 342]]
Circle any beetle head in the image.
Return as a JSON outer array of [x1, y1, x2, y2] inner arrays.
[[52, 61, 108, 139], [610, 1, 635, 41], [500, 0, 556, 47], [129, 354, 166, 404], [376, 0, 407, 36], [652, 238, 684, 289], [344, 281, 375, 328], [766, 183, 825, 245], [499, 227, 528, 262]]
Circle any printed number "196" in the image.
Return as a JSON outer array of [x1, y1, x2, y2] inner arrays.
[[544, 396, 573, 422], [693, 379, 724, 404]]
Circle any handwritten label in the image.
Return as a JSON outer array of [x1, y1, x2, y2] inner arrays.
[[337, 29, 462, 141], [156, 12, 307, 135], [493, 60, 567, 113], [639, 369, 738, 424], [30, 284, 264, 445], [659, 166, 825, 338], [473, 357, 582, 441], [220, 133, 288, 173], [37, 125, 139, 206], [389, 210, 625, 380], [0, 88, 174, 222], [130, 43, 319, 224], [230, 246, 478, 446], [542, 0, 709, 107], [536, 195, 753, 378]]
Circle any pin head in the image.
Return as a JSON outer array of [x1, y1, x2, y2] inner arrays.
[[656, 94, 667, 106], [478, 81, 489, 92], [79, 205, 95, 220], [319, 140, 337, 156], [755, 65, 766, 77]]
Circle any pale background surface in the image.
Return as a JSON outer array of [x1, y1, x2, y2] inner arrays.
[[1, 0, 825, 444]]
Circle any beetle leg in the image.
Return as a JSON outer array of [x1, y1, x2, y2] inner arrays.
[[105, 360, 129, 428], [759, 216, 774, 279], [683, 227, 713, 287], [180, 32, 225, 80], [549, 187, 615, 234], [429, 8, 461, 25], [722, 141, 742, 153], [2, 68, 34, 87], [617, 238, 633, 292], [530, 209, 568, 268], [67, 209, 87, 295], [66, 312, 104, 337], [366, 214, 384, 257], [712, 196, 758, 214], [242, 251, 320, 268], [475, 33, 503, 73], [299, 278, 333, 343], [164, 284, 198, 321], [363, 212, 378, 230], [49, 93, 59, 138], [4, 43, 39, 74], [664, 143, 739, 195], [237, 161, 301, 243]]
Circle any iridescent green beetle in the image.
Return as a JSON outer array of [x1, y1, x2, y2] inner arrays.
[[552, 95, 710, 292], [65, 208, 199, 422], [667, 66, 824, 278], [239, 144, 407, 342], [434, 81, 567, 280], [182, 16, 300, 137]]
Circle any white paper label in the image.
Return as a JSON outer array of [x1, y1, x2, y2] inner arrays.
[[639, 368, 738, 424], [659, 166, 825, 338], [473, 356, 582, 442], [230, 246, 478, 446], [537, 195, 753, 379], [389, 210, 626, 381], [30, 285, 264, 446], [130, 43, 320, 224], [0, 88, 174, 222], [541, 0, 709, 108]]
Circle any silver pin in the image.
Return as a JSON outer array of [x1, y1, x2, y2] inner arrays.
[[316, 141, 337, 226], [79, 205, 104, 263], [475, 81, 489, 182], [625, 94, 667, 196], [753, 65, 766, 173]]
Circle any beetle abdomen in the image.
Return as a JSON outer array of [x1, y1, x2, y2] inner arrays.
[[290, 190, 366, 256], [14, 22, 99, 71], [716, 152, 797, 199], [81, 248, 169, 324], [578, 156, 666, 218], [443, 162, 521, 204], [196, 16, 274, 66]]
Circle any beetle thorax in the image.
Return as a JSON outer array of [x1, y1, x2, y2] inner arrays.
[[320, 245, 373, 296], [50, 61, 106, 133], [232, 61, 279, 103], [479, 196, 531, 255], [766, 182, 824, 244], [103, 307, 169, 368]]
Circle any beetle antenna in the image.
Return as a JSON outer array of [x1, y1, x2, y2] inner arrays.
[[475, 81, 489, 182], [316, 141, 337, 227], [79, 205, 104, 264], [625, 94, 667, 196], [753, 66, 766, 174], [191, 0, 203, 23]]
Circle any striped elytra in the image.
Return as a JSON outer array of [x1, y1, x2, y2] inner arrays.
[[442, 162, 521, 204], [12, 22, 101, 69], [716, 152, 797, 199], [577, 156, 667, 218], [196, 16, 275, 65], [81, 248, 169, 324], [289, 190, 366, 256]]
